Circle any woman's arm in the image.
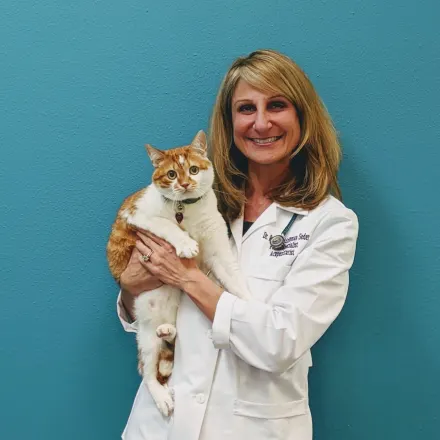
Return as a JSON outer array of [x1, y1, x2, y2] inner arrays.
[[136, 211, 358, 374], [211, 210, 359, 373], [135, 231, 224, 321]]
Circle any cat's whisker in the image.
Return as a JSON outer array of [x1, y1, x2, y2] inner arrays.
[[192, 187, 202, 197]]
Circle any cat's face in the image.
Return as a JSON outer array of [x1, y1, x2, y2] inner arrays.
[[146, 131, 214, 201]]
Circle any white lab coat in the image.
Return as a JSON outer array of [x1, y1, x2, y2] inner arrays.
[[118, 195, 358, 440]]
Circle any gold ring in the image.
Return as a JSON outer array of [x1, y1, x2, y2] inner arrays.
[[141, 249, 153, 262]]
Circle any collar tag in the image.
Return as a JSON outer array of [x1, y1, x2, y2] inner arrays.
[[175, 212, 183, 223]]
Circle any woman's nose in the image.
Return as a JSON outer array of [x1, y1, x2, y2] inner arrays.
[[253, 109, 272, 132]]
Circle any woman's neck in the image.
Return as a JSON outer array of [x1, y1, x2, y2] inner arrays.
[[246, 161, 290, 198], [244, 161, 290, 221]]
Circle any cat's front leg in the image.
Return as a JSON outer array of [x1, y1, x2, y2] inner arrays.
[[128, 215, 198, 258]]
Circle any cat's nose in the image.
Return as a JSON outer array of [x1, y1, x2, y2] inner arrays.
[[181, 183, 189, 189]]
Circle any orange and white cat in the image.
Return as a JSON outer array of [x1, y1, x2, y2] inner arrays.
[[107, 130, 249, 417]]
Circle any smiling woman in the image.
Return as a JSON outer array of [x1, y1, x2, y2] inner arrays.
[[210, 50, 342, 224], [118, 49, 358, 440], [232, 83, 301, 167]]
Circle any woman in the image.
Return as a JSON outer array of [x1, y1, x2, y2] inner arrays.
[[117, 49, 358, 440]]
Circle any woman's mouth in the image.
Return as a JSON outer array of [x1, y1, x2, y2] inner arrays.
[[247, 135, 283, 145]]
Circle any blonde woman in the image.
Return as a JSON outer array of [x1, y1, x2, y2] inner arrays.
[[118, 49, 359, 440]]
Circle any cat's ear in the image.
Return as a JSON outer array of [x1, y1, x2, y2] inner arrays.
[[145, 144, 165, 167], [191, 130, 207, 157]]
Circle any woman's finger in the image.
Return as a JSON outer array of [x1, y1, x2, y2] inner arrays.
[[135, 240, 154, 260], [136, 242, 160, 271], [136, 232, 163, 255], [138, 256, 158, 275], [143, 231, 168, 247], [137, 230, 175, 253]]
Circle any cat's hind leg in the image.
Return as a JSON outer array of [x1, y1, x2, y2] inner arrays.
[[155, 291, 179, 383], [155, 326, 176, 383], [156, 342, 174, 385], [156, 323, 177, 343], [135, 292, 174, 417], [136, 322, 174, 416]]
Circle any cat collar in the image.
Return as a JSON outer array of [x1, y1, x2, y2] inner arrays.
[[162, 196, 203, 224]]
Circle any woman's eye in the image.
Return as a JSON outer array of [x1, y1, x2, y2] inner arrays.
[[269, 101, 287, 110], [167, 170, 177, 179], [189, 166, 199, 175], [238, 104, 255, 113]]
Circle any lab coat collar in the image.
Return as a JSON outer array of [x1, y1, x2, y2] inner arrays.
[[275, 203, 309, 216], [229, 203, 309, 255]]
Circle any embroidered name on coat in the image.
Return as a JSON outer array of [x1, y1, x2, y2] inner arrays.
[[262, 232, 310, 257]]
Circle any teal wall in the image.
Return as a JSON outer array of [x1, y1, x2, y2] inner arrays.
[[1, 1, 439, 439]]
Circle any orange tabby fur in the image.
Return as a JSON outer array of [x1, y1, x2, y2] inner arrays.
[[106, 188, 145, 281], [107, 146, 210, 282], [107, 142, 211, 385]]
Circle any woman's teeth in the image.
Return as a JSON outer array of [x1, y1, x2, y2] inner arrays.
[[250, 136, 282, 144]]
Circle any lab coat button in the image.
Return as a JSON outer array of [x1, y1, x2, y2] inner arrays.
[[196, 393, 205, 404]]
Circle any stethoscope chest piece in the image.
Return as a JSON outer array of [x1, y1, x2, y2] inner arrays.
[[270, 234, 286, 250], [269, 213, 299, 251]]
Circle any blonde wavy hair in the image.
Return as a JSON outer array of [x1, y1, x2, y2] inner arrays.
[[209, 49, 342, 223]]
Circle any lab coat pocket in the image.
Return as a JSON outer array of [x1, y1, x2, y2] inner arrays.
[[247, 257, 291, 281], [246, 257, 291, 302], [232, 398, 310, 439], [233, 398, 307, 419]]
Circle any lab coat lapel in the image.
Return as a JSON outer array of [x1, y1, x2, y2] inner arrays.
[[242, 203, 277, 244], [231, 204, 309, 254], [274, 204, 310, 233]]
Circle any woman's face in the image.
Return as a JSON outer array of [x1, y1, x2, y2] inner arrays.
[[231, 80, 301, 168]]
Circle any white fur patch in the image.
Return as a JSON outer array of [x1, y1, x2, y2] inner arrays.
[[179, 155, 184, 165], [159, 359, 173, 377]]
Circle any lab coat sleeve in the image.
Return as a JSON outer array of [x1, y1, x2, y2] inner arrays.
[[211, 209, 359, 373], [116, 291, 138, 333]]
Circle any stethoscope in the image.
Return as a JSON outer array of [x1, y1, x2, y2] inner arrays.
[[269, 213, 298, 250]]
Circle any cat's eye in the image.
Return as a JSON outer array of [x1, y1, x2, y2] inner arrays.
[[167, 170, 177, 179], [189, 166, 199, 175]]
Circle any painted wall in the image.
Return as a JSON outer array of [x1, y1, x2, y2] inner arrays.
[[1, 1, 438, 439]]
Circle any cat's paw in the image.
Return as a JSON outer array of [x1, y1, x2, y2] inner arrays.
[[156, 324, 177, 343], [155, 388, 174, 417], [148, 381, 174, 417], [175, 238, 199, 258]]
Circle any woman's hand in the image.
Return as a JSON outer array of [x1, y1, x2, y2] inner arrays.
[[136, 230, 224, 321], [135, 230, 199, 290], [120, 247, 164, 296], [119, 246, 164, 321]]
